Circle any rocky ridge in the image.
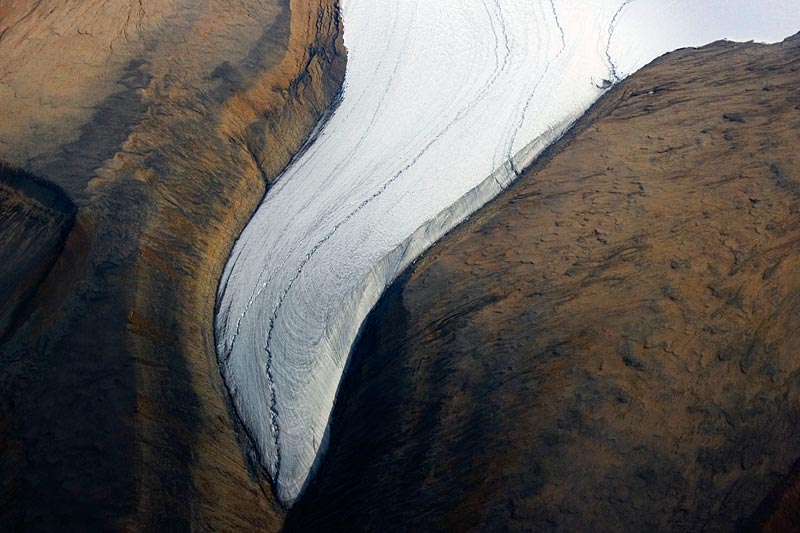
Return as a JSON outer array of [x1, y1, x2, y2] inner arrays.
[[0, 1, 345, 529]]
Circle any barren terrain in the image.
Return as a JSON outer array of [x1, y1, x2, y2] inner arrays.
[[0, 1, 345, 529], [289, 34, 800, 531]]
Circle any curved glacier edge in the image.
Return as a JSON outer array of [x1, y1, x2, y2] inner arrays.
[[210, 89, 348, 504], [215, 5, 800, 504], [276, 105, 590, 504]]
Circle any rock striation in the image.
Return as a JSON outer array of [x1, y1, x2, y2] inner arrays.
[[287, 33, 800, 531], [0, 0, 345, 529]]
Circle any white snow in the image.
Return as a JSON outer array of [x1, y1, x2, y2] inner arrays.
[[215, 0, 800, 506]]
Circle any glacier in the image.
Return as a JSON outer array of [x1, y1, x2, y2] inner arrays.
[[215, 0, 800, 506]]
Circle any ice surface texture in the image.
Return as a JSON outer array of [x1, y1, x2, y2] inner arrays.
[[215, 0, 800, 506]]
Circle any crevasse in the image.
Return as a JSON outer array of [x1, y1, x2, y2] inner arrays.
[[215, 0, 800, 506]]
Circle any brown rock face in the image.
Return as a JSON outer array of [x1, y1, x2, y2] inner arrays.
[[0, 164, 75, 340], [288, 36, 800, 530], [0, 0, 345, 530]]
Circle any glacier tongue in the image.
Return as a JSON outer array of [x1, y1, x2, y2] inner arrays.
[[215, 0, 800, 506]]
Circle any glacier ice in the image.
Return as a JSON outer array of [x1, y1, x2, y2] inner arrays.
[[215, 0, 800, 506]]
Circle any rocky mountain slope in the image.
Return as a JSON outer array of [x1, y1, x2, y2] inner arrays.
[[0, 1, 345, 530], [0, 164, 75, 341], [288, 34, 800, 531]]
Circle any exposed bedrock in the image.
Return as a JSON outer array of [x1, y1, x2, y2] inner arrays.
[[0, 0, 345, 529], [0, 164, 75, 341], [287, 34, 800, 531]]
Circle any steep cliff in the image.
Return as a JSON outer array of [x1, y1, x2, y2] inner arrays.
[[288, 34, 800, 530], [0, 0, 345, 529]]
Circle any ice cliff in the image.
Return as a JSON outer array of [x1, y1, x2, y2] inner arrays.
[[215, 0, 800, 505]]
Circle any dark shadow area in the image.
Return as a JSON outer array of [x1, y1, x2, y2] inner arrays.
[[0, 162, 75, 340]]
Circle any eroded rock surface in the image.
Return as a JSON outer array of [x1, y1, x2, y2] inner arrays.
[[0, 164, 75, 340], [288, 34, 800, 531], [0, 1, 345, 529]]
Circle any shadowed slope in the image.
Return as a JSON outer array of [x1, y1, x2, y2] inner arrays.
[[0, 164, 75, 341]]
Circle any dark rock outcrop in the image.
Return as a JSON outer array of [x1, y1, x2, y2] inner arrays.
[[0, 164, 75, 340], [288, 34, 800, 531]]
